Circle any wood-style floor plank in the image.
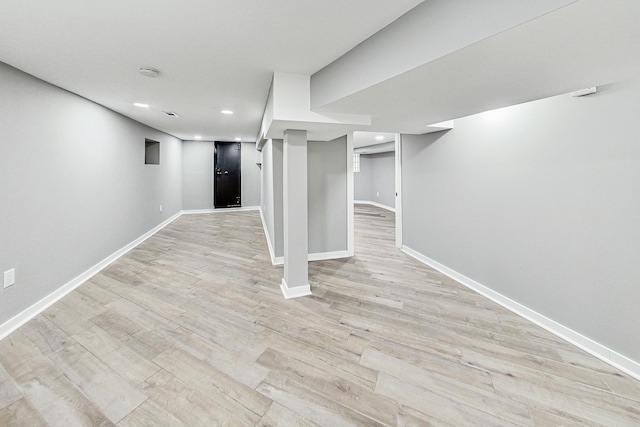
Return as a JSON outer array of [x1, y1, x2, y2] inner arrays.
[[0, 205, 639, 425]]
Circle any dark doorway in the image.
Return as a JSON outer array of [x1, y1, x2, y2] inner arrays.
[[214, 141, 241, 208]]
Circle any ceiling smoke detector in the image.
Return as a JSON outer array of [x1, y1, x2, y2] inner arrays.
[[138, 67, 160, 78]]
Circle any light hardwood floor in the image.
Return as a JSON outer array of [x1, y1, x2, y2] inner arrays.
[[1, 204, 640, 426]]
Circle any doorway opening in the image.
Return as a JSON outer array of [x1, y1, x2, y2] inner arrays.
[[352, 132, 399, 251]]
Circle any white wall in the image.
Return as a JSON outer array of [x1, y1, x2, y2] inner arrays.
[[402, 77, 640, 363], [0, 62, 182, 326], [355, 151, 395, 209], [182, 140, 260, 210], [241, 142, 261, 207], [260, 137, 349, 260], [354, 155, 372, 201], [182, 140, 213, 210], [308, 137, 349, 254]]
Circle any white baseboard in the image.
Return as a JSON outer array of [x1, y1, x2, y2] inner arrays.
[[401, 245, 640, 382], [0, 212, 182, 341], [271, 250, 351, 266], [281, 279, 312, 299], [259, 209, 351, 267], [309, 250, 351, 262], [259, 208, 278, 266], [181, 206, 259, 215], [354, 200, 396, 213]]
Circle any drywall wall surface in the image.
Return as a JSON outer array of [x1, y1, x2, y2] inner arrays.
[[182, 140, 214, 209], [308, 137, 349, 254], [260, 139, 283, 258], [402, 77, 640, 362], [262, 137, 348, 258], [260, 140, 275, 253], [0, 61, 182, 326], [241, 142, 260, 207], [369, 152, 395, 209], [262, 139, 285, 258], [354, 155, 372, 201]]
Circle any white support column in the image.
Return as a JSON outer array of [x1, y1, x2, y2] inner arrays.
[[281, 129, 312, 299], [395, 133, 403, 249]]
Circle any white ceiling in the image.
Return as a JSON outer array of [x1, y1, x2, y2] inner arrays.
[[353, 132, 395, 149], [2, 1, 639, 144], [316, 0, 640, 133], [0, 0, 422, 141]]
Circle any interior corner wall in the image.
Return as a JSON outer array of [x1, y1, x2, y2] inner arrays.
[[308, 136, 348, 254], [241, 142, 261, 207], [401, 77, 640, 363], [261, 137, 348, 259], [369, 152, 395, 209], [182, 140, 261, 210], [354, 155, 372, 201], [0, 61, 182, 326], [354, 151, 395, 209], [260, 139, 284, 258]]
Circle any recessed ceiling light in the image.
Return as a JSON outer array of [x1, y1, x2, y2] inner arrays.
[[194, 135, 202, 140], [235, 137, 242, 142], [221, 110, 233, 115], [133, 103, 149, 108], [138, 67, 160, 78], [375, 135, 384, 141]]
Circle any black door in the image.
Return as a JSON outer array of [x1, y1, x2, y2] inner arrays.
[[214, 141, 241, 208]]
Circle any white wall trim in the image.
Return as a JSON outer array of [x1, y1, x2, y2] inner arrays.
[[401, 245, 640, 382], [395, 133, 402, 248], [309, 250, 351, 262], [347, 133, 355, 257], [281, 278, 312, 299], [181, 206, 260, 215], [259, 208, 278, 266], [272, 250, 350, 266], [0, 212, 182, 341], [354, 200, 396, 213]]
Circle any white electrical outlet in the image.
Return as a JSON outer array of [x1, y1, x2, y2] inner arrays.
[[4, 269, 15, 288], [159, 205, 163, 212]]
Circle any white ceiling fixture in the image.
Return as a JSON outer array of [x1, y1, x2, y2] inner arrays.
[[353, 131, 396, 148], [221, 110, 234, 115], [133, 102, 149, 108], [194, 135, 202, 140], [138, 67, 160, 78]]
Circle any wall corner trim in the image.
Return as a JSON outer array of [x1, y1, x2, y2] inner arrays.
[[281, 279, 312, 299], [401, 245, 640, 382], [0, 212, 183, 342]]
